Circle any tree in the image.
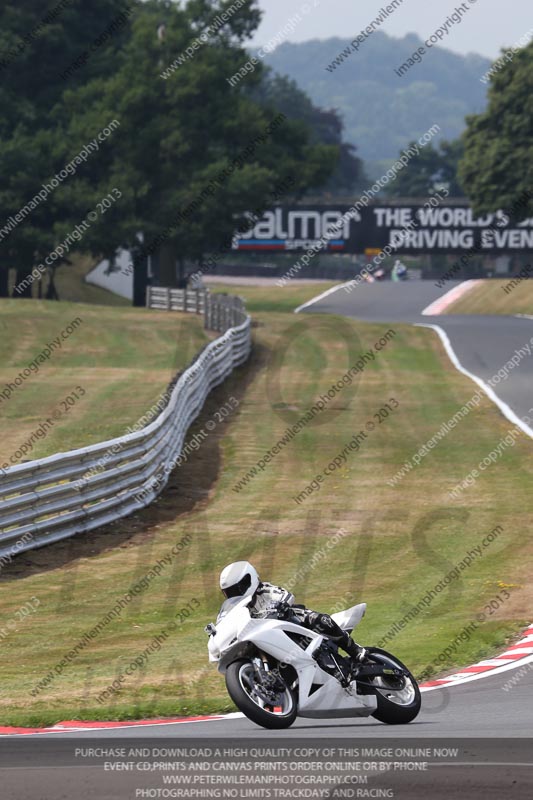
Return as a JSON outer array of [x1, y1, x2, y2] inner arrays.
[[251, 72, 366, 194], [385, 138, 465, 197], [458, 41, 533, 220], [0, 0, 135, 296], [1, 0, 338, 301], [61, 0, 337, 300]]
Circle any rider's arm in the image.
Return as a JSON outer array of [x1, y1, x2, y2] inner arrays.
[[261, 583, 295, 606], [250, 583, 295, 617]]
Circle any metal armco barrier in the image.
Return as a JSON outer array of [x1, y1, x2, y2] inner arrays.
[[146, 286, 246, 332], [146, 287, 208, 314], [0, 292, 251, 559]]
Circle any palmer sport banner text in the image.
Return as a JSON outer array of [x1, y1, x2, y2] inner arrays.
[[232, 204, 533, 254]]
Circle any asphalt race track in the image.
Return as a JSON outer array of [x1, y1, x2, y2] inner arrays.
[[298, 280, 533, 425], [5, 665, 532, 800], [19, 657, 529, 738]]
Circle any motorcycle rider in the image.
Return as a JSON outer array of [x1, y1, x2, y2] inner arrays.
[[219, 561, 366, 664], [392, 259, 408, 281]]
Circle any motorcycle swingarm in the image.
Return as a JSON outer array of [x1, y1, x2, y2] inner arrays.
[[354, 665, 407, 694], [356, 665, 406, 679]]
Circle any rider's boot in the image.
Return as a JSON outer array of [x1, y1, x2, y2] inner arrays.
[[340, 632, 366, 663]]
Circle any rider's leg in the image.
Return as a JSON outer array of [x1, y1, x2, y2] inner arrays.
[[303, 611, 366, 662]]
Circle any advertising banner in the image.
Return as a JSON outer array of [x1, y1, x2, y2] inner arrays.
[[232, 204, 533, 254]]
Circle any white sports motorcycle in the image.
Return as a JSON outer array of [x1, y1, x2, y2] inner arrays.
[[206, 597, 421, 729]]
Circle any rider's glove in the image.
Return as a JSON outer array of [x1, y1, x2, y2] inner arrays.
[[279, 602, 292, 619], [267, 601, 291, 619]]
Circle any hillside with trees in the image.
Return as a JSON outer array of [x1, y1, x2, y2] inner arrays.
[[262, 31, 491, 171]]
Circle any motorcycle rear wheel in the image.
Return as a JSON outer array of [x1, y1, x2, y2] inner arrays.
[[225, 659, 298, 729], [366, 648, 421, 724]]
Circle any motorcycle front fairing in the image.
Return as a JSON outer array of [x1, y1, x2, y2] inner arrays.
[[240, 617, 376, 718], [209, 599, 310, 670], [208, 601, 376, 718], [208, 595, 254, 663]]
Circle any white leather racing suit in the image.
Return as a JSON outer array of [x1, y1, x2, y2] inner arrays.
[[248, 582, 363, 660], [249, 582, 295, 618]]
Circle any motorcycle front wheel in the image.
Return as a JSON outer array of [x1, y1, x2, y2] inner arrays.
[[225, 659, 298, 729], [366, 648, 421, 724]]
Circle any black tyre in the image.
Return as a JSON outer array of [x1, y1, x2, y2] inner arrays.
[[366, 647, 421, 724], [225, 659, 298, 730]]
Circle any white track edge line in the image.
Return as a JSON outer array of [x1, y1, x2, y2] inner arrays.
[[420, 654, 533, 692], [294, 282, 349, 314], [415, 323, 533, 439], [0, 712, 245, 737], [295, 288, 533, 694]]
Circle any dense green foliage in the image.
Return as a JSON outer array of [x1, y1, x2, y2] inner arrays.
[[386, 138, 465, 197], [0, 0, 338, 299], [251, 72, 366, 193], [459, 41, 533, 220], [0, 0, 132, 296]]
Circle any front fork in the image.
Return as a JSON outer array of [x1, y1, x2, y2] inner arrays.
[[253, 653, 292, 693], [252, 654, 270, 684]]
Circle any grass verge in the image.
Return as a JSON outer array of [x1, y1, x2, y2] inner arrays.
[[0, 283, 531, 726], [209, 280, 338, 313], [0, 299, 208, 465], [446, 278, 533, 315], [8, 253, 131, 307]]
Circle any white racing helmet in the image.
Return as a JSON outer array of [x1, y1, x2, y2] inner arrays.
[[219, 561, 260, 600]]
